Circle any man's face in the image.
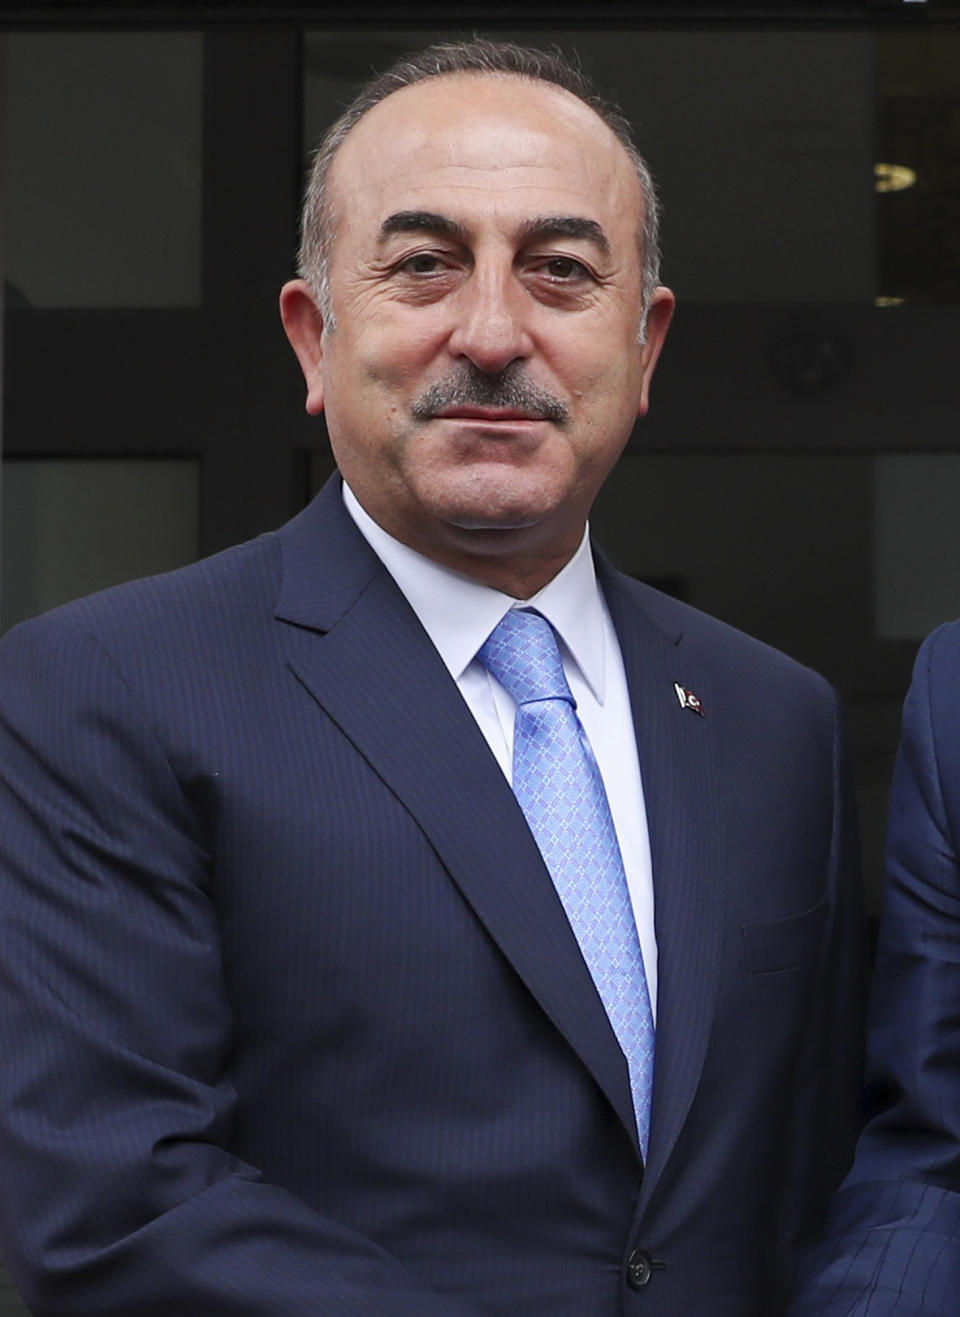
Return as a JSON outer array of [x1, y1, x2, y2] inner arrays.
[[282, 73, 673, 585]]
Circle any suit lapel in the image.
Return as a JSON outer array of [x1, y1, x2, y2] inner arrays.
[[273, 484, 641, 1157], [600, 559, 725, 1208]]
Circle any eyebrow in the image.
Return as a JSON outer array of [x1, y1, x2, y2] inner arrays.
[[518, 215, 610, 256], [379, 211, 467, 242], [378, 210, 610, 256]]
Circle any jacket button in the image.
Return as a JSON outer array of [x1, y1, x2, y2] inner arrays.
[[626, 1248, 654, 1289]]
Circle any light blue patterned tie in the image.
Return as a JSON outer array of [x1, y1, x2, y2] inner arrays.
[[478, 608, 655, 1158]]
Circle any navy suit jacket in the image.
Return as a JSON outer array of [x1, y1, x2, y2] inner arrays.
[[791, 620, 960, 1316], [0, 479, 863, 1316]]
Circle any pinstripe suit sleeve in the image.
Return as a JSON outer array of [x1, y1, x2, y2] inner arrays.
[[0, 611, 482, 1317], [789, 622, 960, 1315]]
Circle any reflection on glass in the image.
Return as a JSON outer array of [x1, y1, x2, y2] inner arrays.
[[3, 33, 202, 309], [876, 32, 960, 306], [1, 457, 199, 633], [874, 454, 960, 640]]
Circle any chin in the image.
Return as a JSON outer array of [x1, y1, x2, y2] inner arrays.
[[439, 500, 552, 535], [423, 473, 568, 534]]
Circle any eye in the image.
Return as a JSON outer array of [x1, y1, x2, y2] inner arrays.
[[541, 256, 590, 281], [397, 252, 447, 275]]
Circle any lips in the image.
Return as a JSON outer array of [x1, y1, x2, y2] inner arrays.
[[435, 407, 546, 422]]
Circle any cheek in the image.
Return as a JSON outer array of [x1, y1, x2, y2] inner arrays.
[[563, 359, 642, 431], [558, 350, 643, 475], [554, 322, 643, 391], [352, 310, 451, 388]]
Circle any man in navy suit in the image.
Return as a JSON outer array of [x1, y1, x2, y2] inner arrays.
[[791, 621, 960, 1315], [0, 40, 864, 1316]]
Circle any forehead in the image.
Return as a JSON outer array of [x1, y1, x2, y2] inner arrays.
[[326, 73, 644, 246]]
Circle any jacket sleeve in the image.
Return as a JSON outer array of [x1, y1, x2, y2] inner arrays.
[[789, 623, 960, 1315], [0, 612, 483, 1317], [782, 686, 867, 1261]]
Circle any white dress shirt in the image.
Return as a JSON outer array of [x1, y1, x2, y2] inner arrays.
[[343, 483, 658, 1017]]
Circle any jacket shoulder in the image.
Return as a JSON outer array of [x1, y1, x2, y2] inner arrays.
[[3, 528, 282, 655]]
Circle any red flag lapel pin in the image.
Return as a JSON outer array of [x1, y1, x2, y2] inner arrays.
[[674, 682, 705, 717]]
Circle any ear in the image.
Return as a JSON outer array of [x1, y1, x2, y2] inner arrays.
[[279, 279, 327, 415], [636, 286, 675, 418]]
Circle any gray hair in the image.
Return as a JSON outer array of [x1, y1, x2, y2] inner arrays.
[[297, 39, 662, 335]]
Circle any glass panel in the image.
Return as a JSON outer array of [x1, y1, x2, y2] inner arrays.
[[3, 33, 202, 310], [0, 457, 199, 633], [874, 454, 960, 640], [876, 32, 960, 306]]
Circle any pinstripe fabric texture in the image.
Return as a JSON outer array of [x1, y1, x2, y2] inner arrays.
[[790, 619, 960, 1316], [479, 608, 655, 1159], [0, 482, 867, 1315]]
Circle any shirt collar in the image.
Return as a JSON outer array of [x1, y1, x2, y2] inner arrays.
[[342, 482, 607, 702]]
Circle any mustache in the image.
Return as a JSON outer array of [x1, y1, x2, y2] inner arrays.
[[412, 364, 568, 426]]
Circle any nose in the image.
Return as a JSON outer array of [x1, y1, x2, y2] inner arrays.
[[446, 261, 534, 373]]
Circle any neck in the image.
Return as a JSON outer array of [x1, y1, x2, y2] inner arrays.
[[341, 482, 587, 598], [404, 524, 583, 599]]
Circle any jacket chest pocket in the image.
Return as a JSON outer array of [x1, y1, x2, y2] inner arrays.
[[741, 899, 828, 974]]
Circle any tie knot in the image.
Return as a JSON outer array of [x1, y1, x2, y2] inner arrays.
[[478, 609, 575, 708]]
